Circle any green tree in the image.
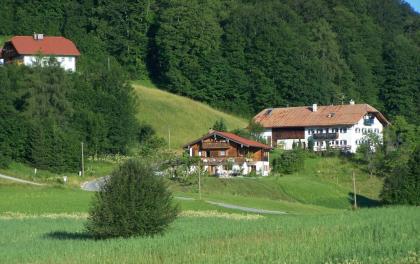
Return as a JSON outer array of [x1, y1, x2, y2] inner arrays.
[[86, 159, 178, 238], [381, 145, 420, 205], [212, 119, 227, 131]]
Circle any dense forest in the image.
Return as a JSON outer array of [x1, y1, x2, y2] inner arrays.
[[0, 63, 139, 171], [1, 0, 418, 122]]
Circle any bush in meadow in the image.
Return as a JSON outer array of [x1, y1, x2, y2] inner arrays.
[[86, 159, 178, 238], [381, 145, 420, 205]]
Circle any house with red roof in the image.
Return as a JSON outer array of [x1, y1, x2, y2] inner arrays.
[[253, 100, 390, 153], [1, 33, 80, 72], [183, 130, 272, 176]]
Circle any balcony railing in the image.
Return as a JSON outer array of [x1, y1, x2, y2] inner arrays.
[[201, 157, 254, 164], [201, 142, 230, 149], [312, 132, 339, 140]]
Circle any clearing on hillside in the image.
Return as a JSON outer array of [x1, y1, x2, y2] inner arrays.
[[133, 82, 247, 148]]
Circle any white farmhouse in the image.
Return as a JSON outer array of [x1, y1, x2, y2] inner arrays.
[[0, 34, 80, 72], [253, 101, 390, 153]]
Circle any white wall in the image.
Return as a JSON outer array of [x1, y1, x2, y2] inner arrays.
[[255, 161, 270, 176], [23, 55, 76, 72], [261, 129, 273, 146]]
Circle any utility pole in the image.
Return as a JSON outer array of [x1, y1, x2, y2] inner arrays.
[[198, 170, 202, 200], [168, 127, 171, 150], [352, 171, 357, 209], [81, 142, 85, 177]]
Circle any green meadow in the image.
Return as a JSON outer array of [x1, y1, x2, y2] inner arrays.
[[133, 82, 247, 148], [1, 156, 419, 264], [0, 204, 419, 264]]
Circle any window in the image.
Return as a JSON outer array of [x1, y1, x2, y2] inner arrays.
[[220, 150, 226, 156], [343, 140, 347, 145], [362, 128, 367, 134], [325, 128, 329, 133], [333, 128, 338, 133], [335, 140, 339, 145], [375, 128, 379, 133], [356, 128, 360, 133], [368, 128, 372, 133], [317, 129, 322, 133]]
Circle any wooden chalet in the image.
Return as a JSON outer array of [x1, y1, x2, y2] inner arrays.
[[183, 130, 271, 176]]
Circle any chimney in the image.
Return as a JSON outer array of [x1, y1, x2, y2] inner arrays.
[[33, 33, 44, 40], [312, 103, 318, 112], [349, 99, 355, 105]]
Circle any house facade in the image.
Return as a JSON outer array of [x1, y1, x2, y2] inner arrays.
[[254, 101, 390, 153], [1, 34, 80, 72], [183, 130, 271, 176]]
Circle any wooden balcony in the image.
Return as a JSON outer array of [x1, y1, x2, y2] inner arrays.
[[312, 132, 339, 140], [201, 142, 230, 149], [201, 157, 253, 165]]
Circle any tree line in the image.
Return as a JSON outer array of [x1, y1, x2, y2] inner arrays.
[[0, 0, 418, 123], [0, 63, 139, 172]]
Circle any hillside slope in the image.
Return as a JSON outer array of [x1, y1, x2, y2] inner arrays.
[[133, 83, 247, 148]]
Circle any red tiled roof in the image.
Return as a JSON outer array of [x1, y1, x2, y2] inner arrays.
[[10, 36, 80, 56], [183, 130, 272, 150], [253, 104, 390, 128]]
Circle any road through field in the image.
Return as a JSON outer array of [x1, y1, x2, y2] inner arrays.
[[81, 177, 287, 215]]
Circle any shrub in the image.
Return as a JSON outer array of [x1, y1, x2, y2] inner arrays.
[[381, 145, 420, 205], [86, 159, 178, 239], [272, 149, 305, 174], [212, 118, 227, 131]]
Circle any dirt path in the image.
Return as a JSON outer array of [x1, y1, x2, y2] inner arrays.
[[206, 201, 287, 215], [0, 173, 45, 186], [81, 177, 287, 215]]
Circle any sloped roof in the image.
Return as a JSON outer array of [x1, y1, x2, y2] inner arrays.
[[10, 36, 80, 56], [253, 104, 390, 128], [183, 130, 272, 150]]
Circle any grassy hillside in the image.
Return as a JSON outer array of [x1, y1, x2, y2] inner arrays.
[[172, 156, 383, 210], [132, 81, 247, 148]]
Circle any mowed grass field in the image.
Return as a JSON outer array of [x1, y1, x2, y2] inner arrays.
[[132, 81, 247, 148], [171, 156, 383, 210]]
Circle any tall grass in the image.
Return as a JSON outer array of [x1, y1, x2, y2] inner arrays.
[[0, 207, 418, 263], [133, 83, 247, 148]]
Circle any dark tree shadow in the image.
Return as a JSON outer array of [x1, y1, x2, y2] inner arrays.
[[348, 192, 383, 208], [44, 231, 94, 240]]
